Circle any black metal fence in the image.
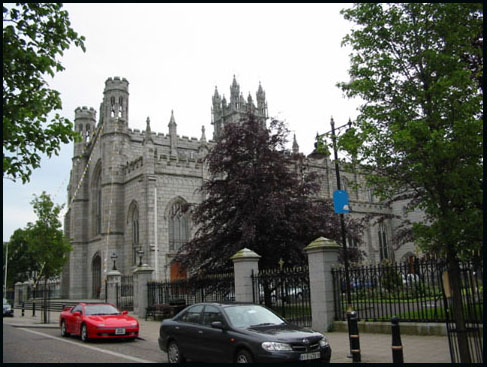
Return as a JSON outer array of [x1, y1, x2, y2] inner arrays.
[[443, 261, 483, 363], [332, 259, 447, 322], [118, 275, 134, 311], [27, 283, 61, 300], [251, 266, 311, 327], [147, 272, 235, 308]]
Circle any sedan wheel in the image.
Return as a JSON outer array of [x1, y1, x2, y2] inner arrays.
[[235, 349, 253, 363], [60, 320, 69, 337], [167, 341, 184, 363], [81, 324, 89, 342]]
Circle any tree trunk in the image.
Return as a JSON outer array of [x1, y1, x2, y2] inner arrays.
[[447, 252, 471, 363]]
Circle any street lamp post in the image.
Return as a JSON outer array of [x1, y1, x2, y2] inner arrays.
[[3, 242, 8, 299], [318, 117, 356, 360], [111, 252, 118, 271], [137, 247, 144, 267], [330, 117, 353, 311]]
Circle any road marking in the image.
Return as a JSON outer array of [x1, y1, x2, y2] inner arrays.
[[18, 328, 156, 363]]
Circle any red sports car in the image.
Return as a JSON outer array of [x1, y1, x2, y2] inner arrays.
[[59, 302, 139, 342]]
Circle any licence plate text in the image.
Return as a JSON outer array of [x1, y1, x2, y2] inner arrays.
[[115, 328, 126, 335], [300, 352, 320, 361]]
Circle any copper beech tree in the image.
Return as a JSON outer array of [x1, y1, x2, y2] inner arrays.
[[174, 115, 364, 274]]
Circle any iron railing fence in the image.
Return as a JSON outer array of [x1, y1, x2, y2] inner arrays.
[[27, 284, 61, 300], [332, 259, 483, 325], [147, 272, 235, 308], [118, 275, 134, 311], [332, 259, 446, 322], [443, 261, 483, 363], [251, 266, 311, 327]]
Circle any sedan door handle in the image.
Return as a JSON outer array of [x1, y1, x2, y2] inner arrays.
[[175, 326, 180, 330], [198, 330, 203, 334]]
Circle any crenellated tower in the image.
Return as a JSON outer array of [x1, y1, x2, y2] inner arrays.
[[100, 76, 129, 132], [73, 106, 97, 157], [211, 76, 268, 140]]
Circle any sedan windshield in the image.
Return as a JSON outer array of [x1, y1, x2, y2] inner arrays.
[[85, 304, 120, 315], [224, 305, 285, 328]]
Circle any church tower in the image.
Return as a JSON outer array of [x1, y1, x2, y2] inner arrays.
[[73, 107, 97, 157], [211, 76, 268, 140], [100, 76, 129, 132]]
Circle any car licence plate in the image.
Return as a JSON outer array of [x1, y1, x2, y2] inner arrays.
[[300, 352, 320, 361], [115, 328, 125, 335]]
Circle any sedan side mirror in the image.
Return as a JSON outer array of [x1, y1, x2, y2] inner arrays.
[[73, 312, 81, 317], [122, 310, 128, 315], [211, 321, 225, 330]]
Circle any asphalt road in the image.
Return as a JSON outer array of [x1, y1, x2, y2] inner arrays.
[[3, 323, 167, 363]]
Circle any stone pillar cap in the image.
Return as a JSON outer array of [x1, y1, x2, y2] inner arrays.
[[133, 264, 154, 273], [304, 237, 339, 252], [106, 270, 121, 276], [230, 248, 261, 260]]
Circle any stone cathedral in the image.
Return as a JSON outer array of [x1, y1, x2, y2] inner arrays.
[[61, 76, 419, 299]]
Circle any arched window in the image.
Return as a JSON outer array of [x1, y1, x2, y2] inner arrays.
[[168, 201, 189, 252], [92, 253, 101, 298], [131, 206, 139, 265], [110, 96, 116, 117], [378, 222, 388, 261], [92, 163, 102, 236], [119, 97, 124, 118]]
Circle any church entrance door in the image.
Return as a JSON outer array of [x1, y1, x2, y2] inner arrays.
[[92, 254, 102, 299]]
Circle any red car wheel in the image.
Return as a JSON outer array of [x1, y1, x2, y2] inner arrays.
[[61, 320, 69, 337], [81, 324, 89, 342]]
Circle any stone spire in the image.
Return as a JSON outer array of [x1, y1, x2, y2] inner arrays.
[[143, 116, 153, 145], [168, 110, 178, 156], [292, 133, 299, 154], [256, 81, 267, 119], [200, 125, 207, 144], [230, 75, 240, 109]]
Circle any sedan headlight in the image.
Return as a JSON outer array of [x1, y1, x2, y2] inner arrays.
[[262, 342, 293, 352], [319, 335, 329, 348]]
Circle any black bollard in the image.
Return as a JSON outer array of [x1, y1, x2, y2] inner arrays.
[[346, 310, 353, 358], [22, 302, 25, 317], [391, 316, 404, 363], [349, 311, 361, 362], [32, 301, 36, 317]]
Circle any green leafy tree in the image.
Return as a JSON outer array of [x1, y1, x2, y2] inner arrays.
[[4, 192, 71, 321], [337, 3, 482, 362], [3, 228, 38, 288], [174, 115, 364, 276], [3, 3, 86, 183], [27, 192, 72, 282]]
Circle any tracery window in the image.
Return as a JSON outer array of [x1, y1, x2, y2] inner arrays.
[[92, 166, 102, 236], [378, 223, 389, 261], [131, 207, 139, 265], [168, 201, 189, 252]]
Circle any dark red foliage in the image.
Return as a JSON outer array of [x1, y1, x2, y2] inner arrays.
[[173, 114, 364, 273]]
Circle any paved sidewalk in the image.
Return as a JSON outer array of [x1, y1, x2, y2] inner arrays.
[[4, 309, 451, 363]]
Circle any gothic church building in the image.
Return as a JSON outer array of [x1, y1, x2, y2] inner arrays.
[[62, 76, 417, 299]]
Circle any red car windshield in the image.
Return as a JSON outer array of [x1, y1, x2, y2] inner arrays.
[[84, 304, 120, 316]]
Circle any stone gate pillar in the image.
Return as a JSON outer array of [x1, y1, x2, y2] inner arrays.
[[304, 237, 340, 332], [14, 281, 23, 307], [106, 269, 121, 306], [133, 264, 154, 318], [231, 248, 261, 303]]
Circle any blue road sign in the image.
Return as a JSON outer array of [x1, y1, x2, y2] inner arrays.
[[333, 190, 350, 213]]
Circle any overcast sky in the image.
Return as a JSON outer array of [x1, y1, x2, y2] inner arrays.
[[3, 3, 364, 242]]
